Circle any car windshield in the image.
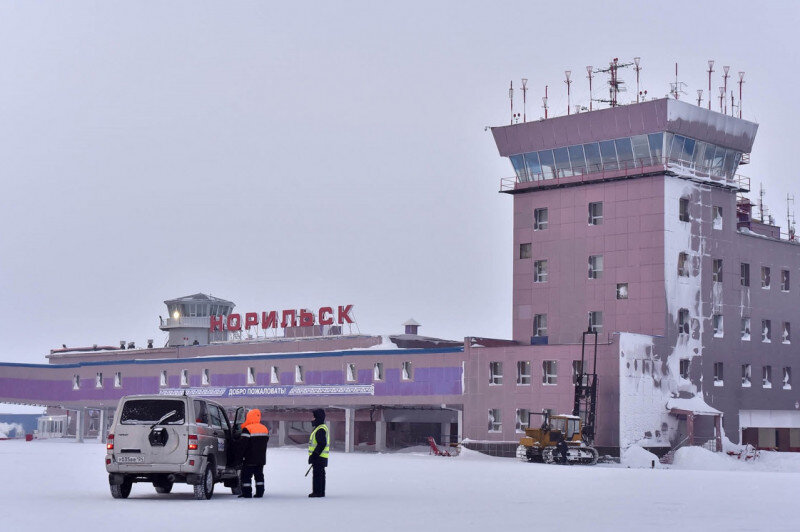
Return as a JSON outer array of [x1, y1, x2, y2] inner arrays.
[[120, 400, 185, 425]]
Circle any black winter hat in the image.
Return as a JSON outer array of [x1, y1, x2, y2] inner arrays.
[[312, 409, 325, 423]]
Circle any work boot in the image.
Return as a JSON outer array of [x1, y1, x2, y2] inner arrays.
[[308, 493, 324, 498]]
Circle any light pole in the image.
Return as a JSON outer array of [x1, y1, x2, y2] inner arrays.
[[565, 71, 572, 115], [633, 57, 641, 103], [508, 81, 514, 125], [522, 78, 528, 122], [586, 66, 593, 111], [707, 60, 715, 110]]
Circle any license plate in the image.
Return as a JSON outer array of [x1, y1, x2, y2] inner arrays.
[[116, 455, 144, 464]]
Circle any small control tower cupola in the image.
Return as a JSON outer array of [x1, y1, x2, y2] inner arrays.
[[159, 293, 235, 347], [403, 319, 421, 335]]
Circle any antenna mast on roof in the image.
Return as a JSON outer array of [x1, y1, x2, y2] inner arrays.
[[586, 66, 593, 111], [521, 78, 528, 122], [758, 183, 769, 223], [508, 81, 514, 125], [542, 85, 549, 119], [787, 194, 796, 241], [738, 72, 745, 119], [633, 57, 642, 102], [722, 66, 730, 115], [669, 63, 687, 100], [696, 89, 703, 107], [718, 86, 725, 112], [565, 71, 573, 115], [593, 57, 632, 108], [707, 60, 715, 110]]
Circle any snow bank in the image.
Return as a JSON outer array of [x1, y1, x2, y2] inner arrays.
[[0, 422, 24, 438], [621, 445, 663, 469], [672, 446, 731, 470], [671, 446, 800, 473]]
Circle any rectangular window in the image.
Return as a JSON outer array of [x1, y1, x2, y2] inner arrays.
[[678, 252, 690, 277], [180, 369, 188, 387], [713, 314, 723, 338], [714, 362, 723, 386], [679, 359, 690, 379], [762, 366, 772, 388], [712, 259, 723, 283], [782, 270, 790, 292], [114, 372, 122, 388], [534, 208, 548, 230], [542, 360, 557, 385], [515, 409, 530, 433], [712, 206, 723, 230], [346, 363, 357, 382], [741, 318, 751, 341], [741, 263, 750, 287], [96, 372, 103, 388], [373, 362, 384, 381], [761, 266, 771, 289], [762, 320, 772, 343], [488, 409, 502, 432], [247, 367, 256, 385], [519, 243, 532, 259], [270, 366, 279, 384], [588, 255, 603, 279], [588, 202, 603, 225], [160, 370, 167, 387], [73, 374, 80, 390], [783, 322, 791, 344], [589, 311, 603, 334], [489, 362, 503, 385], [679, 197, 690, 222], [202, 369, 210, 386], [295, 365, 304, 383], [783, 367, 792, 390], [516, 361, 531, 385], [616, 283, 629, 299], [402, 361, 413, 381], [742, 364, 751, 387], [572, 360, 585, 385], [533, 314, 547, 337], [534, 260, 548, 283], [677, 308, 689, 334]]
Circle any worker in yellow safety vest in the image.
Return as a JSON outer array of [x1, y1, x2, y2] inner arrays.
[[307, 408, 329, 498]]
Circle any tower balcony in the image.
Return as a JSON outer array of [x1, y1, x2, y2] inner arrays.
[[159, 316, 211, 330]]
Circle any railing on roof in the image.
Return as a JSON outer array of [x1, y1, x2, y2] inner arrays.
[[500, 156, 750, 193]]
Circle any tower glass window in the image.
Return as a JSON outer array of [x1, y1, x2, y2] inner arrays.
[[516, 361, 531, 385], [534, 208, 548, 230], [542, 361, 558, 385], [519, 243, 531, 259], [588, 202, 603, 225], [679, 197, 690, 222], [588, 255, 603, 279], [761, 266, 771, 289], [488, 409, 502, 432], [589, 311, 603, 334], [742, 364, 751, 387], [741, 263, 750, 287], [714, 362, 723, 386], [489, 362, 503, 385], [533, 314, 547, 337], [712, 259, 723, 282], [534, 260, 548, 283], [515, 409, 530, 433], [782, 270, 790, 291], [741, 318, 751, 341]]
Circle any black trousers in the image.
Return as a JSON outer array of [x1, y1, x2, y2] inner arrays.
[[240, 464, 265, 497], [311, 462, 326, 496]]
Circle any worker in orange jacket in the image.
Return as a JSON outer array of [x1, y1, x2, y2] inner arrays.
[[238, 409, 269, 498]]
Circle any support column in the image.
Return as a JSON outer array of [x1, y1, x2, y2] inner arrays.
[[441, 422, 451, 446], [275, 420, 287, 447], [375, 421, 386, 452], [75, 408, 84, 443], [687, 414, 695, 447], [98, 409, 106, 443], [457, 409, 463, 443], [344, 408, 355, 453], [715, 415, 723, 452]]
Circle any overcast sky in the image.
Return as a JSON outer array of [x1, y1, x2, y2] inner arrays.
[[0, 1, 797, 365]]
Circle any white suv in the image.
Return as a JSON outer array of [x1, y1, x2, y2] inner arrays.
[[105, 394, 243, 499]]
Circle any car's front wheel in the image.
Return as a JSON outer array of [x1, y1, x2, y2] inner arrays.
[[193, 465, 214, 500], [110, 477, 132, 499]]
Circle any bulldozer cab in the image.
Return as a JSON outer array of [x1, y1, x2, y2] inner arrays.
[[549, 415, 582, 442]]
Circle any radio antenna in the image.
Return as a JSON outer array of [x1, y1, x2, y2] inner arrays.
[[722, 65, 730, 114], [738, 72, 745, 119], [542, 85, 549, 119], [521, 78, 528, 122], [586, 66, 593, 111], [508, 81, 514, 125], [565, 71, 573, 115], [707, 60, 715, 110], [633, 57, 641, 102]]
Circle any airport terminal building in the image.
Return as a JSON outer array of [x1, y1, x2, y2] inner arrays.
[[2, 97, 799, 455]]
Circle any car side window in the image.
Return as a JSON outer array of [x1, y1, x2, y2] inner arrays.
[[208, 405, 224, 429], [193, 400, 209, 425]]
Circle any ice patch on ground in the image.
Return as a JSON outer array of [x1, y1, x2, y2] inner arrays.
[[621, 445, 663, 469]]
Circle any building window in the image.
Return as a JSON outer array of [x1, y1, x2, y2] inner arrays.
[[247, 367, 256, 385], [762, 320, 772, 343], [761, 266, 771, 289], [516, 361, 531, 385], [295, 365, 304, 383], [533, 314, 547, 337], [781, 270, 790, 292], [783, 322, 791, 344], [762, 366, 772, 389], [679, 359, 690, 379], [489, 362, 503, 385], [740, 263, 750, 287], [73, 375, 80, 390], [616, 283, 629, 299], [96, 373, 103, 388], [402, 361, 413, 381], [534, 208, 548, 230], [270, 366, 279, 384], [742, 364, 751, 387], [588, 202, 603, 225], [515, 409, 530, 433], [741, 317, 751, 341], [374, 362, 384, 381], [588, 255, 603, 279], [783, 367, 792, 390], [713, 362, 723, 387], [572, 360, 585, 385], [180, 369, 189, 387], [679, 197, 690, 222], [488, 409, 502, 432], [712, 206, 723, 229], [713, 314, 723, 338], [712, 259, 723, 283], [160, 371, 167, 387], [542, 360, 557, 385], [519, 243, 532, 259], [589, 311, 603, 334], [677, 308, 689, 334], [346, 363, 357, 382], [202, 369, 210, 386], [678, 252, 690, 277], [534, 260, 548, 283], [114, 372, 122, 388]]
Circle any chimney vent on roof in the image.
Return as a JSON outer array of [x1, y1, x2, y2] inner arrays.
[[403, 319, 421, 335]]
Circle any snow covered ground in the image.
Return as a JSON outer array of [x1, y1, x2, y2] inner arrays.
[[1, 440, 798, 531]]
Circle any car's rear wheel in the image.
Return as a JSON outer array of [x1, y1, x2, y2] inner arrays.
[[110, 478, 132, 499], [193, 465, 214, 500]]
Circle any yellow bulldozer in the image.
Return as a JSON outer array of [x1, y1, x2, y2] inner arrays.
[[516, 412, 598, 465]]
